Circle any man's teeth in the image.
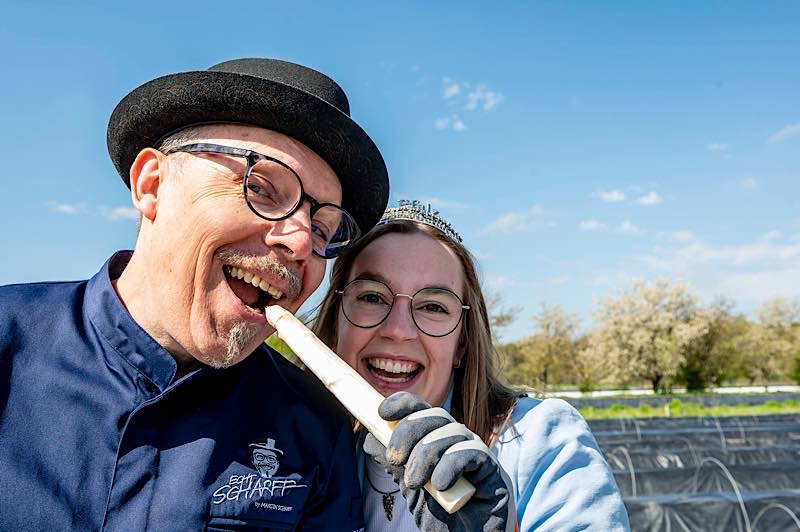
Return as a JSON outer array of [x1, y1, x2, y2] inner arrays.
[[368, 358, 419, 374], [226, 266, 283, 299]]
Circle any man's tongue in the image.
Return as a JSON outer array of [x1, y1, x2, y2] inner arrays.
[[228, 276, 260, 307]]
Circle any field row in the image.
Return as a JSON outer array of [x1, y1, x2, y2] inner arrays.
[[590, 413, 800, 531]]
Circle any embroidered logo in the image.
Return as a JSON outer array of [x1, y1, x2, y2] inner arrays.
[[210, 438, 308, 506], [250, 438, 282, 478]]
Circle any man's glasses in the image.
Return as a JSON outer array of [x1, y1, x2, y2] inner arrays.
[[336, 279, 470, 337], [167, 143, 361, 259]]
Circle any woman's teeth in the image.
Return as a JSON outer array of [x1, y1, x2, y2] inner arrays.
[[226, 266, 283, 299], [370, 358, 418, 373], [368, 358, 420, 383]]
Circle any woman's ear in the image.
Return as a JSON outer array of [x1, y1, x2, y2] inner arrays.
[[454, 335, 467, 369], [128, 148, 165, 222]]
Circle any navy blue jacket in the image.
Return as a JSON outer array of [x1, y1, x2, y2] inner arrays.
[[0, 252, 364, 531]]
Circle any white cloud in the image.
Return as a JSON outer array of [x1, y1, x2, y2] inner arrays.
[[729, 239, 800, 264], [579, 219, 604, 231], [466, 84, 504, 111], [768, 122, 800, 143], [706, 142, 729, 152], [637, 234, 800, 274], [718, 267, 800, 303], [738, 178, 759, 190], [434, 115, 467, 132], [47, 201, 81, 215], [549, 275, 570, 285], [480, 205, 547, 234], [440, 78, 503, 112], [434, 77, 503, 131], [599, 190, 626, 202], [616, 221, 644, 235], [46, 201, 138, 222], [633, 231, 800, 310], [635, 191, 663, 206], [442, 78, 461, 99], [100, 206, 139, 221]]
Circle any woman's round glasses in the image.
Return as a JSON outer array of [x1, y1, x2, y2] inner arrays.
[[167, 143, 361, 259], [336, 279, 470, 337]]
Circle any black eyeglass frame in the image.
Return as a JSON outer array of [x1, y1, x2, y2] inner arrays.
[[335, 278, 471, 338], [166, 143, 361, 258]]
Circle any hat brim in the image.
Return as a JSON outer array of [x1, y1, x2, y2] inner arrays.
[[107, 70, 389, 233]]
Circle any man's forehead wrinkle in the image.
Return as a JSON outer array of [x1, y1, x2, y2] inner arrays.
[[191, 186, 242, 205]]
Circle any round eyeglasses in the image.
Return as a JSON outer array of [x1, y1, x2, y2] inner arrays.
[[336, 279, 470, 337], [167, 143, 361, 259]]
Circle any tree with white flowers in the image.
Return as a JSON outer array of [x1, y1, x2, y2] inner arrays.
[[588, 278, 709, 393]]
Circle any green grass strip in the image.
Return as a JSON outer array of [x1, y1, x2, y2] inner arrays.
[[580, 399, 800, 419]]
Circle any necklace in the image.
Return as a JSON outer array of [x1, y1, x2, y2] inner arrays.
[[365, 469, 401, 521]]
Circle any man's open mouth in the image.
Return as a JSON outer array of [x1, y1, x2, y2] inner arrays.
[[366, 357, 422, 384], [223, 265, 284, 311]]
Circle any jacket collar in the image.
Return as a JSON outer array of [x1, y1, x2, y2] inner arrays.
[[85, 251, 177, 392]]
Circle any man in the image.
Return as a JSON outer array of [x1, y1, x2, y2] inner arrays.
[[0, 58, 388, 530]]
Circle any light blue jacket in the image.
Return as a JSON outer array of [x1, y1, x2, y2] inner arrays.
[[493, 396, 630, 531]]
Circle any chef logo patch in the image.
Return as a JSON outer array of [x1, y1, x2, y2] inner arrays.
[[210, 438, 309, 506]]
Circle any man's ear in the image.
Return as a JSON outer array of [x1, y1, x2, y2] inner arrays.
[[128, 148, 165, 222]]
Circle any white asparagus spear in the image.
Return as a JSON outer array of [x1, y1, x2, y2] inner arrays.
[[265, 305, 476, 514]]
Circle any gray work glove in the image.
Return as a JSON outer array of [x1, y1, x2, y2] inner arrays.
[[363, 392, 516, 532]]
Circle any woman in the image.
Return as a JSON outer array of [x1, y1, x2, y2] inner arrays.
[[313, 201, 629, 531]]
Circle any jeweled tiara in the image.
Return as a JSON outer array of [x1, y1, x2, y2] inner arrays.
[[378, 200, 462, 243]]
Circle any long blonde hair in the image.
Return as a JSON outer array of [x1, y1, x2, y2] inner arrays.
[[312, 220, 520, 444]]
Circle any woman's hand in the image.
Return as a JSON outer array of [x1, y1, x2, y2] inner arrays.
[[363, 392, 517, 532]]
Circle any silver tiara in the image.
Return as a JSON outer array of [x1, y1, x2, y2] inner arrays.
[[378, 200, 462, 243]]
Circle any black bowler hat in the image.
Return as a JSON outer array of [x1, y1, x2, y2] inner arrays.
[[107, 58, 389, 232]]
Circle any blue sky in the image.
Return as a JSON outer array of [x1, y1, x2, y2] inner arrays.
[[2, 1, 798, 341]]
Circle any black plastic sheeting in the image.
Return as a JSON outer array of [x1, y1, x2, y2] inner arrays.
[[625, 490, 800, 532], [590, 413, 800, 432], [607, 445, 800, 470], [614, 463, 800, 497], [596, 427, 800, 448], [589, 414, 800, 531], [604, 435, 799, 452]]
